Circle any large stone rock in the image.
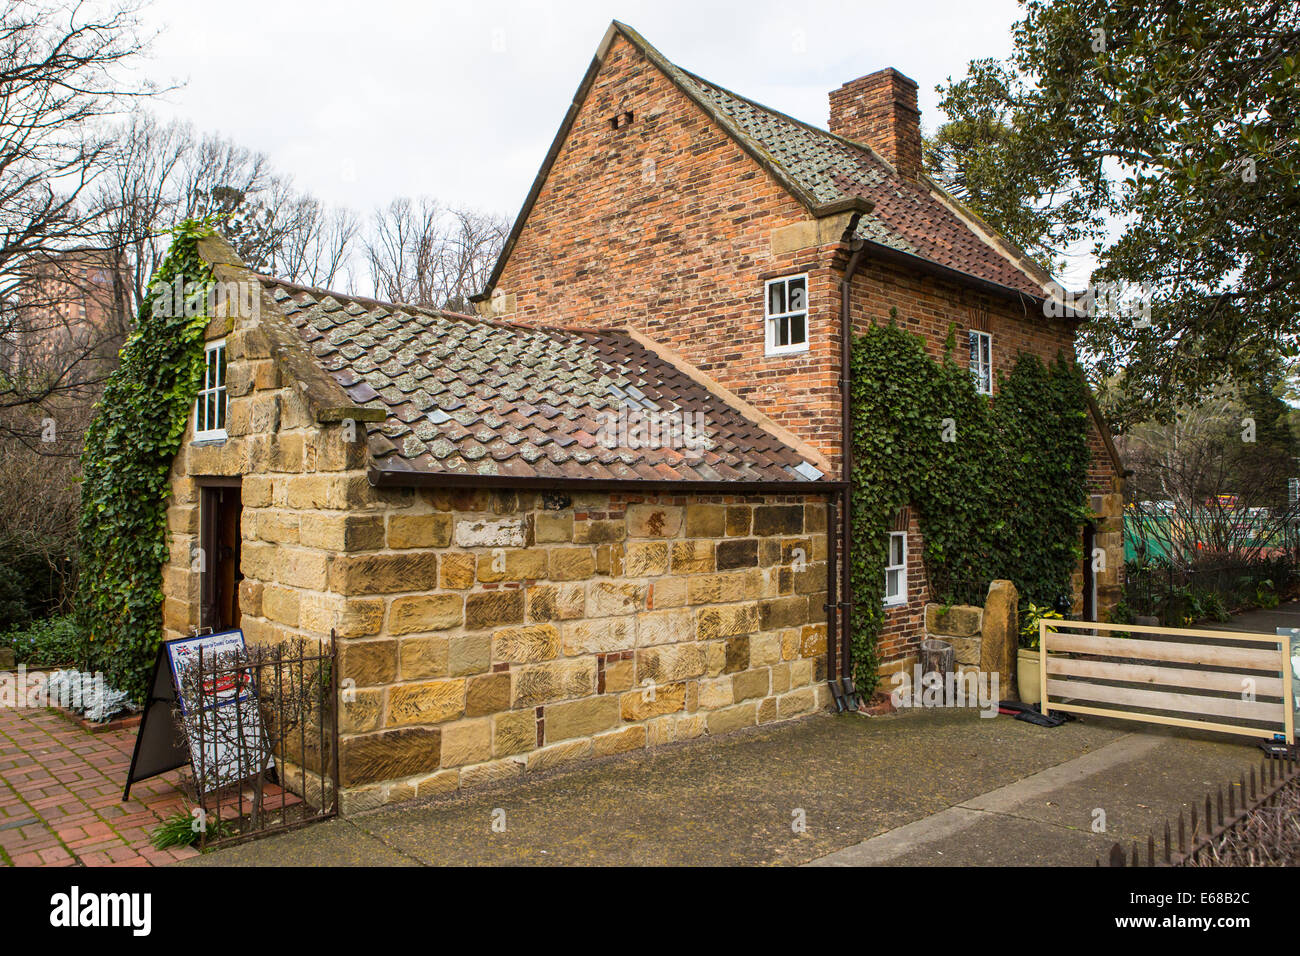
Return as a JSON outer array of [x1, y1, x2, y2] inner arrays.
[[980, 579, 1019, 698]]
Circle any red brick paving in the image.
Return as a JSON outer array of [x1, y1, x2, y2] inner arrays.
[[0, 705, 198, 867]]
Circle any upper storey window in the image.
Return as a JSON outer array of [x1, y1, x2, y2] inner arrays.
[[765, 274, 808, 356]]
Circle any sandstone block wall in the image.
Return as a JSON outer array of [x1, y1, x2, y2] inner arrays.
[[332, 491, 832, 812]]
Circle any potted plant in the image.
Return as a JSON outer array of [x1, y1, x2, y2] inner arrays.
[[1017, 602, 1064, 703]]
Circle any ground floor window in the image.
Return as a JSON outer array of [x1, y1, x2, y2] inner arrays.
[[884, 530, 907, 605]]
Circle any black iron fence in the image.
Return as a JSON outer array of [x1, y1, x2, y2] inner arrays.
[[1123, 555, 1299, 626], [173, 635, 338, 849], [1102, 753, 1300, 866]]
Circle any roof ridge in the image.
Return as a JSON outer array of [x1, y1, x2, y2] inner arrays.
[[258, 274, 631, 339]]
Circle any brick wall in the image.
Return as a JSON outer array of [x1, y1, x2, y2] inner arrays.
[[490, 33, 845, 464]]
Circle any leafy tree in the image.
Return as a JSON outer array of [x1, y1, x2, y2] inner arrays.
[[928, 0, 1300, 417]]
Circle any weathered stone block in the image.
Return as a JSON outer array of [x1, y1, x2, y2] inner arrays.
[[725, 506, 752, 536], [440, 718, 493, 768], [705, 701, 757, 735], [760, 595, 809, 630], [626, 504, 682, 538], [574, 519, 625, 544], [338, 688, 383, 734], [439, 552, 476, 589], [387, 512, 453, 549], [340, 728, 440, 787], [535, 511, 574, 543], [512, 658, 597, 707], [493, 710, 537, 757], [526, 583, 585, 622], [477, 549, 548, 583], [448, 632, 491, 676], [753, 505, 803, 536], [493, 623, 561, 663], [697, 604, 759, 641], [731, 667, 770, 702], [331, 552, 438, 594], [624, 541, 669, 577], [466, 672, 512, 717], [716, 538, 758, 570], [463, 590, 524, 630], [684, 504, 726, 538], [636, 643, 707, 684], [526, 739, 591, 772], [454, 516, 526, 548], [549, 547, 596, 581], [386, 679, 465, 726], [587, 581, 646, 617], [562, 616, 635, 655], [545, 695, 621, 742], [299, 513, 385, 552], [399, 635, 449, 680], [339, 639, 397, 687], [636, 608, 694, 647], [593, 725, 647, 757], [619, 680, 686, 720], [671, 540, 714, 574], [388, 594, 463, 634], [925, 603, 982, 638]]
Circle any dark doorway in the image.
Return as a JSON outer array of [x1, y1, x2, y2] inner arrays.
[[200, 482, 243, 631], [1081, 521, 1098, 622]]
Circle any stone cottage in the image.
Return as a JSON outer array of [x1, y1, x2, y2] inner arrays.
[[158, 21, 1126, 810], [165, 235, 836, 810], [472, 22, 1125, 683]]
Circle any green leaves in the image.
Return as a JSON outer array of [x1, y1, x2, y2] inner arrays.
[[77, 221, 215, 702], [850, 324, 1091, 695]]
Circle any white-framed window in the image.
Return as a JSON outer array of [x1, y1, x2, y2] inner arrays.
[[969, 329, 993, 395], [884, 531, 908, 606], [194, 339, 228, 441], [764, 274, 809, 355]]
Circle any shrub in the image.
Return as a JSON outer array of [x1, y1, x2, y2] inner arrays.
[[1, 614, 83, 668]]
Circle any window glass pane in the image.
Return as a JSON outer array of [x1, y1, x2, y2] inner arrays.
[[213, 346, 223, 387], [775, 316, 789, 347], [216, 388, 226, 430], [788, 277, 806, 312], [789, 314, 805, 345], [890, 534, 905, 566], [886, 569, 900, 598], [969, 331, 980, 369], [768, 282, 786, 316], [195, 398, 205, 432]]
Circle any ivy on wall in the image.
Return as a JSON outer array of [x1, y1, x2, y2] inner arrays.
[[79, 221, 215, 701], [849, 312, 1091, 696]]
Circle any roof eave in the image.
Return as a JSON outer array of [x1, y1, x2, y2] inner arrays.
[[367, 465, 841, 496]]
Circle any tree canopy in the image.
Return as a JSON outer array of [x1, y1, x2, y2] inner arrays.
[[928, 0, 1300, 420]]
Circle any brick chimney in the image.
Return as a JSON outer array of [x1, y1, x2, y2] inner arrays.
[[829, 68, 922, 180]]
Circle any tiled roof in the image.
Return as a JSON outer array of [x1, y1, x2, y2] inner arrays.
[[264, 280, 826, 485], [667, 69, 1050, 300], [479, 22, 1052, 304]]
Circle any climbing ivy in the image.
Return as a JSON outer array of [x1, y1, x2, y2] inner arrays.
[[79, 220, 216, 701], [849, 312, 1091, 696]]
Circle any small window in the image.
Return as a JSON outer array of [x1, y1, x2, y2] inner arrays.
[[194, 339, 228, 441], [969, 330, 993, 395], [884, 531, 907, 606], [765, 274, 808, 355]]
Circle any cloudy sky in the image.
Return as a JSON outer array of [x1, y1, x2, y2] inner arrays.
[[137, 1, 1017, 204], [132, 0, 1097, 283]]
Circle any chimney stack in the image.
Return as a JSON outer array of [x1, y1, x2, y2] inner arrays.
[[829, 68, 922, 180]]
